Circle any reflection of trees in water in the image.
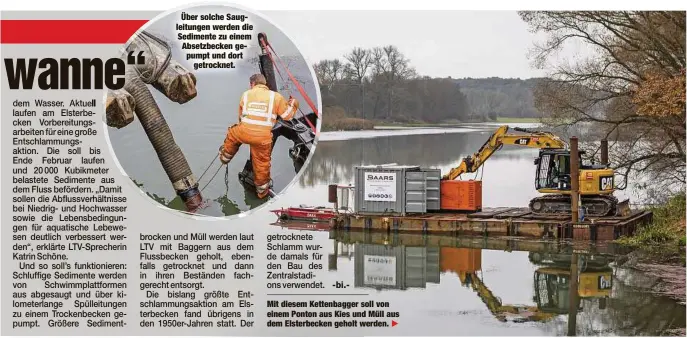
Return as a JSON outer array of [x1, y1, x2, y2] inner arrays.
[[541, 259, 686, 336], [599, 264, 685, 336], [301, 132, 536, 186], [569, 278, 686, 335], [331, 233, 684, 335]]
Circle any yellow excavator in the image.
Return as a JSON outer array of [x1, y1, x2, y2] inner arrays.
[[442, 125, 618, 217], [443, 248, 613, 323], [458, 271, 558, 322], [533, 266, 613, 314], [442, 247, 556, 322]]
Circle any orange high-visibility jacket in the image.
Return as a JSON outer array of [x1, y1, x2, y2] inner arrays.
[[238, 84, 298, 131]]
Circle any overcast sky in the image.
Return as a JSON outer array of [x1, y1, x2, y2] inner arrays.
[[264, 10, 561, 79]]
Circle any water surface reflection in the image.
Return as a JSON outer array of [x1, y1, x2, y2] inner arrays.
[[315, 230, 686, 336]]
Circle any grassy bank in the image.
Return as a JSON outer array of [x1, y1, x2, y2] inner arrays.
[[321, 106, 375, 131], [616, 194, 686, 251]]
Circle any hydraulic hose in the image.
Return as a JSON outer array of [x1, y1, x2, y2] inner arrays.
[[258, 33, 278, 92], [123, 67, 203, 212]]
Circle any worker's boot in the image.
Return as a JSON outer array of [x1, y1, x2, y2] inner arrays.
[[256, 182, 270, 199]]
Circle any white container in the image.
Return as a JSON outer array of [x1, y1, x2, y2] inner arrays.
[[354, 165, 441, 215]]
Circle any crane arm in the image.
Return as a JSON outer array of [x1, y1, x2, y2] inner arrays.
[[465, 272, 557, 323], [442, 125, 568, 180]]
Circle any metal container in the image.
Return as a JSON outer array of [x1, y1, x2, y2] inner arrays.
[[405, 247, 427, 288], [354, 243, 406, 290], [354, 244, 442, 290], [405, 171, 428, 213], [425, 246, 441, 284], [422, 169, 441, 211], [336, 185, 353, 211], [354, 165, 441, 215]]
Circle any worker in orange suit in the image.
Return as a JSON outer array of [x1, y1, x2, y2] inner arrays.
[[219, 74, 299, 198]]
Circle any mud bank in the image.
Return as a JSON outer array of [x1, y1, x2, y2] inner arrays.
[[617, 251, 686, 305]]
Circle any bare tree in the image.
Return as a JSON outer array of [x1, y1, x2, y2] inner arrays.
[[369, 45, 416, 119], [462, 88, 509, 120], [313, 59, 345, 91], [312, 60, 327, 85], [312, 45, 469, 124], [519, 11, 686, 195], [344, 47, 372, 84], [368, 47, 389, 118], [327, 59, 345, 89]]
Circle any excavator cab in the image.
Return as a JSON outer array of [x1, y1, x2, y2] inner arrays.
[[533, 267, 612, 314], [534, 149, 576, 191]]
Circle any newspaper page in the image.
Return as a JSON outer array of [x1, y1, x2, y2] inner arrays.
[[2, 2, 687, 337]]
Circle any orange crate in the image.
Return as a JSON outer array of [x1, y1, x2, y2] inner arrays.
[[440, 180, 482, 211], [440, 248, 482, 273]]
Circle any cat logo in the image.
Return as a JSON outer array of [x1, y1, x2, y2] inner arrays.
[[515, 138, 530, 145], [598, 275, 612, 290], [599, 176, 614, 191]]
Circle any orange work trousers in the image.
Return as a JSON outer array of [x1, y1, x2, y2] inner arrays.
[[222, 124, 273, 198]]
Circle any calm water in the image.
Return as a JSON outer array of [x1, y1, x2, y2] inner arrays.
[[262, 125, 685, 336], [302, 231, 686, 336]]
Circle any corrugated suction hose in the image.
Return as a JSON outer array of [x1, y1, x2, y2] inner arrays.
[[124, 67, 203, 212]]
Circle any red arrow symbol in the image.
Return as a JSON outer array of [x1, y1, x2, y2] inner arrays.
[[391, 320, 398, 327]]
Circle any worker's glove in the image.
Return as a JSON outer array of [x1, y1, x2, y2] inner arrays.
[[218, 146, 233, 165], [288, 96, 299, 111]]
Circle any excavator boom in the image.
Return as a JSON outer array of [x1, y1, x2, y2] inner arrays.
[[442, 125, 618, 217], [464, 271, 556, 323], [442, 126, 567, 180]]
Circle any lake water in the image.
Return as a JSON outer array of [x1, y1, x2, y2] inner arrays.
[[304, 231, 686, 336], [259, 124, 685, 336], [112, 119, 684, 335]]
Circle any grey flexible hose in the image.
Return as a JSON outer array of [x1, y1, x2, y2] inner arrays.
[[124, 67, 202, 212]]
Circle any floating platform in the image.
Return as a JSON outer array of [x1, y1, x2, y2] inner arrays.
[[271, 206, 337, 222], [330, 207, 653, 241]]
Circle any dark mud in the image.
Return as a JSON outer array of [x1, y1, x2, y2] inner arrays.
[[617, 251, 686, 304], [615, 250, 686, 336]]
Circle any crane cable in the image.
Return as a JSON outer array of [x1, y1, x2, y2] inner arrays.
[[268, 44, 320, 117], [195, 152, 223, 192], [266, 50, 316, 134], [265, 48, 317, 133], [259, 37, 318, 133]]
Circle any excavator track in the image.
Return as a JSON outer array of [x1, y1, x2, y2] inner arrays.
[[529, 194, 618, 217]]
